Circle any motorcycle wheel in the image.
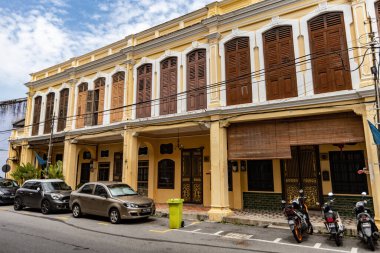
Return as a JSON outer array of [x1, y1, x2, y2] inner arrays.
[[292, 220, 303, 243], [334, 234, 342, 247], [367, 237, 375, 251]]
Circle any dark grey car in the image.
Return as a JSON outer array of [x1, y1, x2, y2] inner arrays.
[[14, 179, 72, 214], [0, 179, 19, 204]]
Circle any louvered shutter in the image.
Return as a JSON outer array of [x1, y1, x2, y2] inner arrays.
[[85, 90, 94, 126], [160, 57, 177, 115], [309, 12, 352, 94], [376, 1, 380, 34], [136, 64, 152, 118], [58, 88, 69, 132], [44, 92, 55, 134], [95, 78, 105, 125], [32, 96, 42, 136], [187, 49, 207, 111], [111, 72, 125, 123], [225, 37, 252, 106], [264, 26, 297, 100], [76, 83, 87, 128]]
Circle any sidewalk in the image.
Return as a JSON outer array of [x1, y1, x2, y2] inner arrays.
[[155, 204, 357, 236]]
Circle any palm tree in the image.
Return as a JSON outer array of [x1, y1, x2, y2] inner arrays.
[[11, 163, 41, 184]]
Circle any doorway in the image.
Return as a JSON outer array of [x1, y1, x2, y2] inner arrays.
[[80, 163, 91, 184], [113, 152, 123, 182], [281, 146, 321, 209], [137, 160, 149, 196], [181, 148, 203, 204], [98, 163, 110, 181]]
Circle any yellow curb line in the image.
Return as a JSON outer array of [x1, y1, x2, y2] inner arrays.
[[98, 222, 109, 226], [55, 216, 69, 220], [149, 229, 172, 233]]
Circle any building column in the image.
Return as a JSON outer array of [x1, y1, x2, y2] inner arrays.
[[62, 139, 78, 189], [20, 141, 34, 165], [362, 107, 380, 225], [232, 165, 242, 209], [206, 32, 221, 108], [123, 129, 138, 190], [208, 118, 233, 221]]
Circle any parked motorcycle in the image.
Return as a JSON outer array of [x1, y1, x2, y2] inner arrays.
[[319, 192, 345, 246], [353, 192, 379, 251], [281, 189, 313, 243]]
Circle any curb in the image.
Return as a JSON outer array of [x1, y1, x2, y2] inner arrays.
[[223, 216, 357, 237], [155, 211, 209, 221]]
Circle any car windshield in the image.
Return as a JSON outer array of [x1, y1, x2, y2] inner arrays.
[[43, 182, 71, 191], [0, 180, 18, 188], [107, 184, 137, 197]]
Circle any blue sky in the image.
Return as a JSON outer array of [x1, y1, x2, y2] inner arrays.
[[0, 0, 214, 101]]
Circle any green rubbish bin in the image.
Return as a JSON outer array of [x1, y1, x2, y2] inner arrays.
[[167, 198, 184, 229]]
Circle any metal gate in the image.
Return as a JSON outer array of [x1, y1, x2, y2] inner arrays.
[[281, 146, 321, 209]]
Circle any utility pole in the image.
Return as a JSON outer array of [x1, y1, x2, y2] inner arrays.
[[368, 16, 380, 129], [46, 113, 55, 178]]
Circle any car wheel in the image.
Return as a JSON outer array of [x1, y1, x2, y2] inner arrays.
[[72, 204, 82, 218], [41, 200, 51, 215], [13, 197, 23, 211], [109, 208, 121, 224]]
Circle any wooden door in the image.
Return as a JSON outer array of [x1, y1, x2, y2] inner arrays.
[[136, 64, 152, 118], [80, 163, 91, 184], [111, 72, 125, 123], [181, 149, 203, 204], [282, 146, 321, 209], [94, 78, 105, 125], [76, 83, 88, 128], [187, 49, 207, 111], [44, 92, 55, 134], [32, 96, 42, 136], [309, 12, 352, 94], [160, 57, 177, 115], [58, 88, 69, 132], [225, 37, 252, 105], [113, 152, 123, 182], [263, 26, 297, 100]]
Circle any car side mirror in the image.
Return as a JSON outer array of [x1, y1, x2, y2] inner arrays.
[[37, 187, 41, 192]]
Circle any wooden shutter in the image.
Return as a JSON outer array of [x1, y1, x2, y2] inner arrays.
[[225, 37, 252, 105], [85, 90, 94, 126], [76, 83, 88, 128], [136, 64, 152, 118], [227, 112, 364, 160], [187, 49, 207, 111], [376, 1, 380, 34], [57, 88, 69, 132], [160, 57, 177, 115], [44, 92, 55, 134], [32, 96, 42, 136], [111, 72, 125, 123], [308, 12, 352, 94], [263, 26, 298, 100], [94, 78, 105, 125]]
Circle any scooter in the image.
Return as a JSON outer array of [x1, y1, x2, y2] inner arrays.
[[320, 192, 345, 246], [353, 192, 379, 251], [281, 189, 313, 243]]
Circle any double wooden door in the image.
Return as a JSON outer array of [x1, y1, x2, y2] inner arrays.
[[181, 149, 203, 204], [281, 146, 321, 209]]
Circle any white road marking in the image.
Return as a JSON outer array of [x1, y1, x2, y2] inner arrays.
[[183, 222, 200, 228], [224, 233, 253, 240], [350, 248, 358, 253], [273, 238, 282, 243], [214, 231, 224, 235], [191, 229, 202, 232], [267, 224, 289, 230], [314, 243, 321, 248], [176, 229, 351, 253]]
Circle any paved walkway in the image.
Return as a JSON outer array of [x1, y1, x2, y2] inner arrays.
[[155, 204, 357, 236]]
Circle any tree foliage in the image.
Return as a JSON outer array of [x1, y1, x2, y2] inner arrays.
[[48, 161, 64, 180], [10, 163, 41, 184]]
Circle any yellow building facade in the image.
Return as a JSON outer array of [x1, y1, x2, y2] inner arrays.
[[8, 0, 380, 222]]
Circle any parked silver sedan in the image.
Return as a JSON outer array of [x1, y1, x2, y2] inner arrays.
[[69, 182, 155, 224]]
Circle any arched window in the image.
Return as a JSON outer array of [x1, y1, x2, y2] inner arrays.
[[308, 12, 352, 94], [187, 49, 206, 111], [76, 82, 88, 128], [111, 71, 125, 123], [263, 26, 297, 100], [157, 159, 175, 189], [57, 88, 69, 132], [32, 96, 42, 136], [136, 64, 152, 118], [44, 92, 55, 134], [225, 37, 252, 105], [160, 57, 177, 115]]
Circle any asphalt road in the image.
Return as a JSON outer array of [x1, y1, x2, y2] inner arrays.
[[0, 205, 377, 253]]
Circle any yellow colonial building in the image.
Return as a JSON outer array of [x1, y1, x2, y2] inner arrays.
[[8, 0, 380, 222]]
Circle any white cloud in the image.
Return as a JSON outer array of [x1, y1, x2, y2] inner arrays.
[[0, 0, 216, 101]]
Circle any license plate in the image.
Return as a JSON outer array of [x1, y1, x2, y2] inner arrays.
[[288, 220, 294, 225], [362, 223, 371, 227], [328, 223, 336, 228], [142, 208, 151, 213]]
